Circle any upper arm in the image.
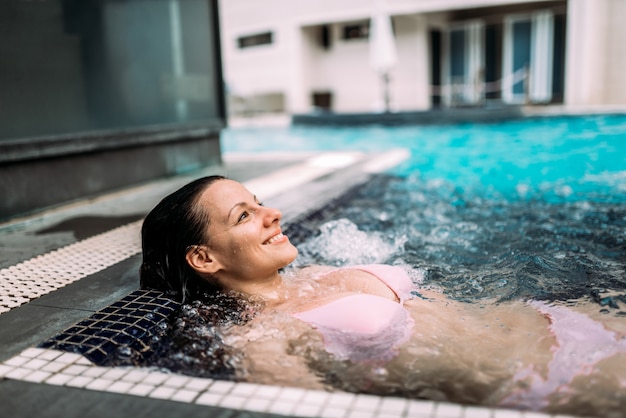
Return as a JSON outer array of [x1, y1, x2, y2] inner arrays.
[[224, 312, 327, 389]]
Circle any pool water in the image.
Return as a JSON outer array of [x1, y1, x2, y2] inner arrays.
[[290, 174, 626, 304], [224, 114, 626, 303], [223, 114, 626, 203]]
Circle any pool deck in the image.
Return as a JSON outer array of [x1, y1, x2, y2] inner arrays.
[[0, 151, 571, 418]]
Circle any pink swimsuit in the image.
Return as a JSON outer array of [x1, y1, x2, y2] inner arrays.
[[292, 264, 415, 362]]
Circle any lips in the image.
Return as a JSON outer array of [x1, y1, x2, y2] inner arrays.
[[263, 232, 287, 245]]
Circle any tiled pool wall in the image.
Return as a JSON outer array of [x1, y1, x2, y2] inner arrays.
[[1, 346, 472, 418]]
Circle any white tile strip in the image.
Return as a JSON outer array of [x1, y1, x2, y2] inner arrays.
[[243, 152, 365, 200], [0, 347, 558, 418], [0, 222, 142, 314]]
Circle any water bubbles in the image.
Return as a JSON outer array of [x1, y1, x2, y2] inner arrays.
[[371, 367, 389, 379], [468, 279, 484, 292], [430, 225, 452, 241], [516, 184, 530, 199], [116, 346, 133, 360], [406, 265, 425, 284], [297, 218, 401, 266], [297, 174, 626, 303], [556, 185, 574, 198]]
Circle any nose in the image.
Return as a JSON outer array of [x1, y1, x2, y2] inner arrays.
[[261, 205, 282, 227]]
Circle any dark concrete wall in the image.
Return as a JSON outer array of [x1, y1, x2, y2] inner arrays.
[[0, 128, 222, 221], [0, 131, 221, 220]]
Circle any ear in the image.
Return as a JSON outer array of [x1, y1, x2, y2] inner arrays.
[[185, 245, 223, 276]]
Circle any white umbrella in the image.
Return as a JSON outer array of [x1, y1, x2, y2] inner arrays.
[[369, 1, 397, 112]]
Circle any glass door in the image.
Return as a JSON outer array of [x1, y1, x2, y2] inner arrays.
[[446, 21, 484, 106], [503, 11, 554, 104]]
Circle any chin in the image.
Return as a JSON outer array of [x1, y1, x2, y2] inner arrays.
[[282, 244, 298, 266]]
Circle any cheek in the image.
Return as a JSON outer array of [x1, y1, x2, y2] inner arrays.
[[208, 236, 241, 260], [227, 236, 255, 255]]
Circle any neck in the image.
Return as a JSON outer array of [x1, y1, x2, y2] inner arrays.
[[218, 271, 287, 303]]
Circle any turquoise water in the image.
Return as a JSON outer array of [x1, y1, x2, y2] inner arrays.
[[223, 114, 626, 203], [223, 114, 626, 303]]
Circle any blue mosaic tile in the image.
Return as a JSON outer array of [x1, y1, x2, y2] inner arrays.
[[39, 289, 180, 365]]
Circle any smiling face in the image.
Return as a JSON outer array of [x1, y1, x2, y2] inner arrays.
[[189, 179, 298, 293]]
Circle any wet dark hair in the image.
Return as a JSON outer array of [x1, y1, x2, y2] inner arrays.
[[140, 175, 226, 302]]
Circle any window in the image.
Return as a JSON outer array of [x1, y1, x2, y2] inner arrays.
[[319, 25, 331, 49], [237, 32, 273, 48], [447, 21, 484, 106], [342, 22, 369, 40], [312, 91, 333, 111], [0, 0, 224, 140]]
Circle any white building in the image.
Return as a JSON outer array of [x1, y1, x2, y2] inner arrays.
[[219, 0, 626, 116]]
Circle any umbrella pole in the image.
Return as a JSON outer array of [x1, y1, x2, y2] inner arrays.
[[383, 72, 391, 113]]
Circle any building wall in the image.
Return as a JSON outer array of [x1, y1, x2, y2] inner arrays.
[[564, 0, 608, 106], [604, 0, 626, 105], [220, 0, 440, 113], [220, 0, 289, 98], [564, 0, 626, 107], [306, 20, 387, 113], [386, 15, 431, 111], [221, 0, 625, 114]]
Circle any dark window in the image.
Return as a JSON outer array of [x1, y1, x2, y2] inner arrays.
[[320, 25, 331, 49], [312, 91, 333, 111], [429, 30, 442, 107], [551, 13, 566, 103], [449, 29, 466, 80], [485, 24, 502, 100], [342, 22, 369, 40], [237, 32, 273, 48], [0, 0, 224, 141]]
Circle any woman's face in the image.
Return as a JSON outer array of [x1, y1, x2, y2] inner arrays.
[[196, 179, 298, 283]]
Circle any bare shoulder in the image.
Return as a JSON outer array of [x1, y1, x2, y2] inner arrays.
[[226, 308, 314, 346]]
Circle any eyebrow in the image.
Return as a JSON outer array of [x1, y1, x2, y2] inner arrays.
[[227, 202, 247, 221], [226, 195, 259, 221]]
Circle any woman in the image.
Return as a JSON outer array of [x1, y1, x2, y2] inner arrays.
[[141, 175, 626, 415]]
